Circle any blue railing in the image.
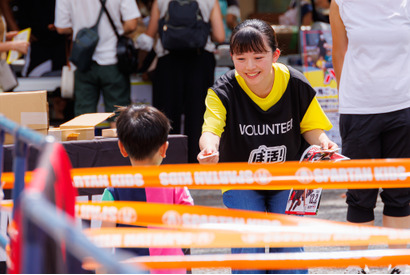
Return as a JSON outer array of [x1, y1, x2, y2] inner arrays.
[[0, 114, 141, 273], [0, 114, 53, 217]]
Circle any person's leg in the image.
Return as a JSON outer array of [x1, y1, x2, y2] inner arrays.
[[379, 108, 410, 249], [383, 215, 410, 247], [340, 114, 377, 274], [342, 115, 381, 241], [99, 64, 131, 126], [266, 190, 307, 274], [340, 113, 382, 248], [346, 189, 378, 251], [223, 190, 267, 274], [153, 54, 184, 135], [73, 63, 101, 116], [184, 51, 216, 163], [340, 112, 406, 273]]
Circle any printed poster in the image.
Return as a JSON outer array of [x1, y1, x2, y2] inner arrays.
[[300, 29, 341, 148], [7, 28, 31, 64], [285, 145, 350, 215], [285, 188, 322, 215]]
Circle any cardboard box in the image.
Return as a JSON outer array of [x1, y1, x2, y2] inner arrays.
[[101, 128, 117, 138], [48, 113, 114, 142], [0, 90, 48, 144]]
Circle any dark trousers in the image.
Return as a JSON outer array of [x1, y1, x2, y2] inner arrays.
[[153, 50, 215, 163], [340, 109, 410, 222], [74, 62, 131, 121]]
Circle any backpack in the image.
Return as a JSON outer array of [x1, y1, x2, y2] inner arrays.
[[69, 0, 105, 72], [158, 0, 211, 51]]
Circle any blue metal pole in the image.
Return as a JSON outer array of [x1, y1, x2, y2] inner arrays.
[[12, 138, 27, 218], [0, 115, 52, 150], [0, 130, 4, 183], [21, 193, 142, 274]]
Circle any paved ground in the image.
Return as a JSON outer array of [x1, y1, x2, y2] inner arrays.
[[188, 189, 394, 274]]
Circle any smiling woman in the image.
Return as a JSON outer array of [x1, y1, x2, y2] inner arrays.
[[197, 18, 337, 274]]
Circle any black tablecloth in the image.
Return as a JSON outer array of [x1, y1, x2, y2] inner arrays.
[[3, 135, 187, 171]]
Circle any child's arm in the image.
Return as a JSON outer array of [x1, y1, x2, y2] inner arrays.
[[174, 187, 194, 206]]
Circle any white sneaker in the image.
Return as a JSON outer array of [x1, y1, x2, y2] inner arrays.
[[344, 265, 370, 274], [387, 265, 409, 274]]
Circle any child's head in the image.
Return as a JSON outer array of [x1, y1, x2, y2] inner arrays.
[[115, 105, 171, 163], [229, 19, 278, 55]]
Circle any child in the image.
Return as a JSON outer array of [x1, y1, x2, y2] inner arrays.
[[101, 104, 194, 274]]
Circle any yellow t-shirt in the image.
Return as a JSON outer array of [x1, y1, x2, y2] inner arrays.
[[202, 63, 332, 193], [202, 63, 332, 136]]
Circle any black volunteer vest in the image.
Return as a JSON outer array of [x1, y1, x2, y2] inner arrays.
[[213, 66, 315, 163]]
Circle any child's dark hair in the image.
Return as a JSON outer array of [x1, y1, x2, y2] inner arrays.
[[230, 19, 278, 55], [115, 105, 171, 160]]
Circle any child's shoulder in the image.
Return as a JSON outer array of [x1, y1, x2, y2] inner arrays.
[[101, 188, 115, 201]]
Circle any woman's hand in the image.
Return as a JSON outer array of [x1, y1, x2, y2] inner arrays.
[[197, 148, 219, 164], [198, 131, 221, 164], [303, 129, 339, 150], [320, 138, 338, 150], [11, 40, 29, 54], [5, 31, 19, 41]]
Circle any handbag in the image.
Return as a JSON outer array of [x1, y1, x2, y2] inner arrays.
[[0, 59, 18, 92], [100, 0, 139, 75], [69, 0, 105, 72]]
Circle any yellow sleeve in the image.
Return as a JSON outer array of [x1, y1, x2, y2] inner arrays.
[[300, 97, 333, 133], [202, 89, 227, 137]]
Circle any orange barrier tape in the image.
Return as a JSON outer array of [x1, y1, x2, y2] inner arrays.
[[0, 201, 12, 209], [84, 226, 410, 248], [76, 201, 301, 227], [82, 249, 410, 270], [2, 158, 410, 190], [77, 201, 410, 247], [3, 199, 410, 247], [1, 173, 31, 189]]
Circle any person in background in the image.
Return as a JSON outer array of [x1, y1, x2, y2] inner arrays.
[[279, 0, 313, 26], [0, 0, 72, 123], [316, 32, 329, 60], [197, 18, 337, 274], [0, 14, 28, 57], [0, 0, 66, 77], [311, 0, 330, 23], [0, 6, 29, 92], [137, 0, 225, 163], [55, 0, 140, 127], [101, 104, 194, 274], [219, 0, 241, 42], [330, 1, 410, 274]]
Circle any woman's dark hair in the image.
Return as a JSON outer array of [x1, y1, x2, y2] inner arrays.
[[115, 105, 171, 160], [229, 19, 278, 55]]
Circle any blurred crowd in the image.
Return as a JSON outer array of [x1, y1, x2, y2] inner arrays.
[[0, 0, 329, 162]]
